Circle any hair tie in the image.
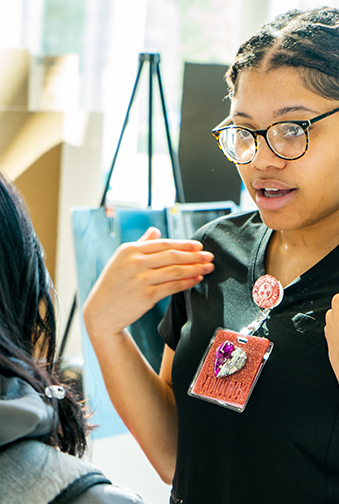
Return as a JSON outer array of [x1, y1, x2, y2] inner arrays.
[[44, 385, 65, 400]]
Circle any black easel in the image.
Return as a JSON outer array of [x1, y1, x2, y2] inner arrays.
[[100, 52, 185, 207], [57, 52, 185, 361]]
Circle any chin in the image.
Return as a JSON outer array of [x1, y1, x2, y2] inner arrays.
[[257, 210, 291, 231]]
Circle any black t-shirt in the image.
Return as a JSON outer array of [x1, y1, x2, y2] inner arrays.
[[159, 211, 339, 504]]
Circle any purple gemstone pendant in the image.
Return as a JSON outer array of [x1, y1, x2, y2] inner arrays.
[[214, 340, 247, 378]]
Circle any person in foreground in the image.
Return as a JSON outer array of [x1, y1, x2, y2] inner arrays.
[[0, 173, 145, 504], [84, 7, 339, 504]]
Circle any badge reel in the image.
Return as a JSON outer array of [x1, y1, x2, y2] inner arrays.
[[188, 275, 283, 413]]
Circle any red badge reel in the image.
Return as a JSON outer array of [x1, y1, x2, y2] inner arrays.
[[188, 275, 283, 412], [252, 274, 284, 309]]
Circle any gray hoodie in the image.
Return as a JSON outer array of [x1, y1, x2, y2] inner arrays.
[[0, 373, 146, 504]]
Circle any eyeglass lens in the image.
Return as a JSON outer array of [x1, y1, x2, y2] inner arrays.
[[219, 122, 307, 163]]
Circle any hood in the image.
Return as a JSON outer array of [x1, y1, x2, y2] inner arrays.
[[0, 373, 57, 447]]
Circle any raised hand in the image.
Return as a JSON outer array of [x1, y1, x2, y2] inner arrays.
[[83, 227, 215, 338]]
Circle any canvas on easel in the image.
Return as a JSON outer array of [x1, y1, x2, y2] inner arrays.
[[72, 205, 169, 439]]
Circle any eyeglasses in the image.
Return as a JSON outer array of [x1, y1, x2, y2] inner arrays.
[[212, 106, 339, 165]]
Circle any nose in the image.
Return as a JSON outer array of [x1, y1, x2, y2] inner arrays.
[[252, 134, 287, 171]]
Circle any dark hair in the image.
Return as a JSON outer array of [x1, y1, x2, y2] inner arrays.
[[226, 7, 339, 101], [0, 173, 89, 456]]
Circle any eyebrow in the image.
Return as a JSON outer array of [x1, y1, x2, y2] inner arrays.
[[274, 106, 318, 117], [232, 105, 318, 120]]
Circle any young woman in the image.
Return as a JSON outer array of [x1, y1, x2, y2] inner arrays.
[[0, 173, 145, 504], [84, 7, 339, 503]]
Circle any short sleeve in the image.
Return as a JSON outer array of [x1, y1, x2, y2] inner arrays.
[[158, 290, 187, 351]]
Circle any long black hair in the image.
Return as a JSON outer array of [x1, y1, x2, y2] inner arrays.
[[0, 172, 88, 456], [226, 7, 339, 101]]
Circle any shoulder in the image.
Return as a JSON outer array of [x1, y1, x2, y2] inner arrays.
[[69, 482, 146, 504], [192, 210, 266, 260], [194, 210, 263, 244]]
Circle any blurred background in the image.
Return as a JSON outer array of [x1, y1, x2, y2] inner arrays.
[[1, 1, 338, 502]]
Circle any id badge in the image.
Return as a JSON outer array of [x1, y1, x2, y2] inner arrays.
[[188, 328, 273, 412], [188, 275, 282, 413]]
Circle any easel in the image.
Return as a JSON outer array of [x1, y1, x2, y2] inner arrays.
[[101, 52, 185, 207], [57, 52, 185, 361]]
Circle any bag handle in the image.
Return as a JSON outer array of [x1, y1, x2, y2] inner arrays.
[[49, 472, 112, 504]]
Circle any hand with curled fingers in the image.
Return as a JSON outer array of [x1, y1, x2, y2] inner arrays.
[[325, 293, 339, 381], [83, 227, 215, 338]]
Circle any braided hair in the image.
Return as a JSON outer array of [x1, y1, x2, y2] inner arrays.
[[226, 7, 339, 101], [0, 173, 89, 457]]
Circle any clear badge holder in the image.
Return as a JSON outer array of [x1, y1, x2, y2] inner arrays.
[[188, 275, 283, 413]]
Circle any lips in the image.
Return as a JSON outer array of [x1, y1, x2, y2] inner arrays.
[[252, 179, 297, 210]]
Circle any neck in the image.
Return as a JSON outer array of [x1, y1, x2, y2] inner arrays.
[[278, 212, 339, 249], [265, 216, 339, 288]]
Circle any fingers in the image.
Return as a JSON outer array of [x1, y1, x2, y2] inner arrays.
[[325, 294, 339, 382], [118, 238, 207, 271], [117, 242, 214, 283], [150, 276, 204, 302], [149, 261, 215, 285], [130, 237, 204, 255], [325, 293, 339, 328], [139, 248, 214, 270], [138, 227, 162, 242], [133, 274, 205, 312]]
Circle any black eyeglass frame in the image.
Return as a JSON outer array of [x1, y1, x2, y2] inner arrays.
[[212, 106, 339, 164]]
